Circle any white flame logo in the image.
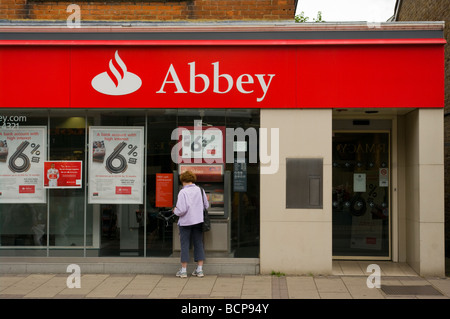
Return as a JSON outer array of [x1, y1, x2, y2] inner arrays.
[[91, 50, 142, 96]]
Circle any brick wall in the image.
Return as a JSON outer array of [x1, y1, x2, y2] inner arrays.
[[396, 0, 450, 253], [0, 0, 296, 21]]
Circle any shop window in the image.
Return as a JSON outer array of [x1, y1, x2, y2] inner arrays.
[[0, 110, 48, 255], [0, 108, 260, 258], [87, 110, 146, 257], [48, 111, 86, 256]]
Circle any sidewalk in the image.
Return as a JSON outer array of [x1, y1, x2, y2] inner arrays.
[[1, 261, 449, 299]]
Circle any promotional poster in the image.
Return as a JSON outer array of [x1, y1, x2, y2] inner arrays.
[[179, 126, 225, 164], [88, 126, 144, 204], [43, 161, 83, 189], [0, 126, 47, 203], [155, 173, 173, 208]]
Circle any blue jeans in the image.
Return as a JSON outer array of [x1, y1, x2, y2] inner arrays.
[[179, 223, 205, 263]]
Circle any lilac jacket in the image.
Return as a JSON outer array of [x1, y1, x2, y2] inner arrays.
[[174, 184, 209, 226]]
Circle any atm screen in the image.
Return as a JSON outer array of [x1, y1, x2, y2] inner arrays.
[[177, 164, 227, 216], [206, 191, 224, 207], [202, 184, 224, 210]]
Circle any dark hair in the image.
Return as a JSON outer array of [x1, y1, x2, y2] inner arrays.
[[180, 170, 197, 183]]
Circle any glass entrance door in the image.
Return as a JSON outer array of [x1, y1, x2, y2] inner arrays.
[[332, 132, 390, 258]]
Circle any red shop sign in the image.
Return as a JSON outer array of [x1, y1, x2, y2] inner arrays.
[[0, 41, 444, 109]]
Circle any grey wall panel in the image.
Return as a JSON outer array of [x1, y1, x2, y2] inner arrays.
[[286, 158, 323, 209]]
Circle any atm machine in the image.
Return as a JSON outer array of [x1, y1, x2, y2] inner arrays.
[[172, 124, 233, 257], [172, 165, 232, 257]]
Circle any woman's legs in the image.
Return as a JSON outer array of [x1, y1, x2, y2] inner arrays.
[[178, 224, 205, 276], [178, 226, 191, 274], [192, 223, 205, 267]]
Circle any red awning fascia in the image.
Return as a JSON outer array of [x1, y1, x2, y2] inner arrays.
[[0, 38, 446, 46]]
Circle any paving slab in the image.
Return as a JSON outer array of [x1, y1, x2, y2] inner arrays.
[[241, 275, 272, 299], [341, 276, 385, 299], [426, 277, 450, 297], [0, 275, 27, 292], [179, 275, 217, 298], [24, 274, 67, 298], [119, 274, 163, 297], [58, 274, 109, 296], [1, 274, 55, 296], [0, 261, 448, 300], [148, 276, 188, 299], [271, 276, 289, 299], [338, 261, 366, 275], [286, 276, 320, 299], [314, 276, 348, 294], [210, 276, 244, 298], [319, 292, 353, 299], [85, 275, 134, 298]]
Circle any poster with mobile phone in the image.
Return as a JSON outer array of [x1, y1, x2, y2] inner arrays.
[[0, 126, 47, 203], [88, 126, 144, 204]]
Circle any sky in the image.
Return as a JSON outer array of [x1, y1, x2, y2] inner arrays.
[[295, 0, 397, 22]]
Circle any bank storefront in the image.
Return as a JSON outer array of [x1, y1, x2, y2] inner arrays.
[[0, 23, 446, 276]]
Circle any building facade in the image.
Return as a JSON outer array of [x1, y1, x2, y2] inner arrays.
[[0, 0, 297, 21], [0, 1, 446, 277], [393, 0, 450, 273]]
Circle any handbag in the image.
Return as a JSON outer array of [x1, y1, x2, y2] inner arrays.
[[200, 187, 211, 232]]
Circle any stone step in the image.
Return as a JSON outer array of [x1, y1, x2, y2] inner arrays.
[[0, 257, 260, 275]]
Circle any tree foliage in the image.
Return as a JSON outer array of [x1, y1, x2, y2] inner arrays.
[[295, 11, 324, 23]]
